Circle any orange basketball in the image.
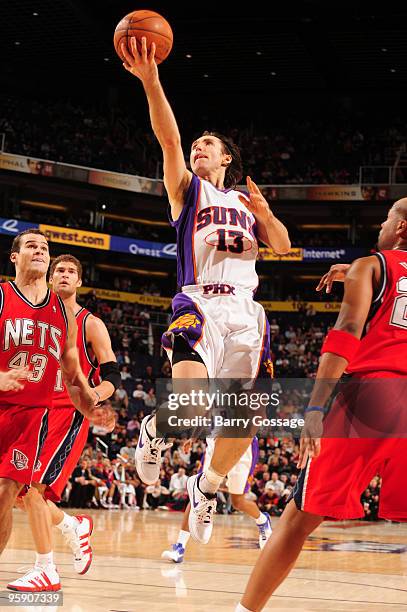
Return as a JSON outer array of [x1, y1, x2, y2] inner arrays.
[[113, 10, 173, 65]]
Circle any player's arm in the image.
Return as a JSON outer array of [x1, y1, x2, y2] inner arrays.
[[316, 263, 351, 293], [61, 307, 114, 428], [85, 315, 120, 402], [121, 36, 192, 221], [298, 256, 380, 467], [238, 177, 291, 254]]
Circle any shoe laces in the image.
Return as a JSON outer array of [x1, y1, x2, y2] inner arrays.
[[63, 528, 81, 556], [195, 497, 216, 524], [144, 438, 172, 463]]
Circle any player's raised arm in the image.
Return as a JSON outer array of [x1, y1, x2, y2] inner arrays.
[[122, 36, 192, 220], [85, 315, 120, 402]]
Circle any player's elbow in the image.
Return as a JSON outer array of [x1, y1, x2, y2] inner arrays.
[[161, 136, 181, 150], [273, 238, 291, 255]]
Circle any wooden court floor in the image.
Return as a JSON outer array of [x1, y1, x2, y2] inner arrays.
[[1, 509, 407, 611]]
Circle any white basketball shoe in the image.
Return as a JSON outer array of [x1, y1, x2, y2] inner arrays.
[[161, 543, 185, 563], [7, 566, 61, 592], [257, 512, 273, 549], [136, 415, 172, 485], [187, 474, 217, 544], [62, 514, 93, 574]]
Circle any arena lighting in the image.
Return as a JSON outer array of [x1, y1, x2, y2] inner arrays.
[[294, 275, 323, 280], [297, 224, 349, 230], [20, 199, 67, 211], [96, 263, 168, 277], [103, 212, 168, 227]]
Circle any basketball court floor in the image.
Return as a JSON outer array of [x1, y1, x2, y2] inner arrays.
[[1, 509, 407, 611]]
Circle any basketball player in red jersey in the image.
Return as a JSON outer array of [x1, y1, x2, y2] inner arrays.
[[7, 254, 120, 592], [236, 199, 407, 611], [0, 231, 113, 561]]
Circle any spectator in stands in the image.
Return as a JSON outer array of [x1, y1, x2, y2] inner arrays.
[[120, 440, 136, 462], [120, 365, 132, 381], [112, 384, 129, 410], [266, 472, 285, 496], [146, 479, 170, 510], [69, 458, 97, 508], [144, 388, 157, 412]]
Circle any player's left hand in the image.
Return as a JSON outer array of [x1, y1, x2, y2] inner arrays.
[[297, 412, 324, 469], [238, 176, 271, 222]]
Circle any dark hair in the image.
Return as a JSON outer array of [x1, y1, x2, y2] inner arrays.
[[50, 254, 83, 280], [201, 131, 243, 189], [11, 229, 47, 254]]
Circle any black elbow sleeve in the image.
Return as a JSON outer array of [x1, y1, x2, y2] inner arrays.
[[100, 361, 121, 391]]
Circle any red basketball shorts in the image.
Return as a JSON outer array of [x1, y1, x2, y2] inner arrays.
[[33, 405, 89, 502], [0, 405, 48, 486], [294, 374, 407, 521]]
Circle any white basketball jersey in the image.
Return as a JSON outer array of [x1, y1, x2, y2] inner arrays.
[[170, 174, 259, 292]]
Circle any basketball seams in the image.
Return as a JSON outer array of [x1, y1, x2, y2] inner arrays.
[[115, 27, 173, 44], [113, 10, 173, 64]]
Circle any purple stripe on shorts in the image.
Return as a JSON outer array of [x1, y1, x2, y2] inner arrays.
[[256, 317, 273, 379], [244, 437, 259, 494], [161, 292, 205, 351]]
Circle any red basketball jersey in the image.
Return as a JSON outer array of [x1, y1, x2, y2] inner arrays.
[[53, 307, 100, 408], [0, 281, 67, 407], [348, 249, 407, 376]]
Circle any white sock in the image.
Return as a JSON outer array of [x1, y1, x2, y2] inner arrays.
[[255, 512, 268, 525], [146, 414, 157, 438], [35, 552, 54, 569], [235, 604, 252, 612], [56, 512, 78, 532], [177, 530, 190, 547], [198, 467, 223, 495]]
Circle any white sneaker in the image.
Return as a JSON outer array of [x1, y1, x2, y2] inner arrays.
[[7, 565, 61, 592], [136, 415, 172, 485], [62, 514, 93, 574], [161, 543, 185, 563], [257, 512, 273, 549], [187, 474, 217, 544]]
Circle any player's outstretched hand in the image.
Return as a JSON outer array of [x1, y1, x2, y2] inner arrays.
[[316, 264, 351, 293], [121, 36, 159, 84], [0, 367, 29, 392], [238, 176, 270, 222], [297, 412, 323, 469]]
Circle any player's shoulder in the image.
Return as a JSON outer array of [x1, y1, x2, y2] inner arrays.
[[84, 312, 108, 335], [348, 254, 380, 272]]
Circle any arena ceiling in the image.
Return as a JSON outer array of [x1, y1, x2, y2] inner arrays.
[[1, 0, 407, 98]]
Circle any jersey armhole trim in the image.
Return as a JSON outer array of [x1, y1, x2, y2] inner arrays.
[[83, 312, 99, 369], [0, 284, 4, 318], [57, 295, 69, 333], [372, 252, 387, 304]]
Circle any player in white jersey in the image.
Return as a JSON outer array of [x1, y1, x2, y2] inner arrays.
[[121, 37, 290, 544]]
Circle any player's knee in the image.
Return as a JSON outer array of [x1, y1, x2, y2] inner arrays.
[[231, 494, 243, 510], [24, 485, 45, 505], [0, 478, 22, 505]]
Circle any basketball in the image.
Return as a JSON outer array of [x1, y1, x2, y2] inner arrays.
[[113, 10, 173, 65]]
